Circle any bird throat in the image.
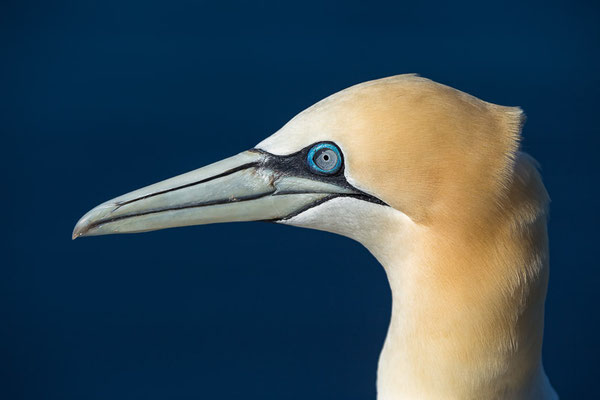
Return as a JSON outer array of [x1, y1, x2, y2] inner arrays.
[[366, 188, 555, 399]]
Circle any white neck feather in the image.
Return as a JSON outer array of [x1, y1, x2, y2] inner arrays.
[[374, 242, 556, 400], [284, 196, 557, 400]]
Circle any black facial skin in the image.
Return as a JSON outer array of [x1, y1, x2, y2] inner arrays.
[[252, 142, 387, 221]]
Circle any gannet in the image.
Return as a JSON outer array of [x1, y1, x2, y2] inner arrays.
[[73, 74, 557, 399]]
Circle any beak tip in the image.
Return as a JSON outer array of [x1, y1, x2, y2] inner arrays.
[[72, 224, 84, 240], [72, 202, 117, 240], [72, 216, 91, 240]]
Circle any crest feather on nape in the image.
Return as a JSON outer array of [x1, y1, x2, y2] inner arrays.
[[492, 104, 526, 193], [442, 101, 528, 228]]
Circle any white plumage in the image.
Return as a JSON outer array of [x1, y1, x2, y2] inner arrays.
[[74, 75, 557, 399]]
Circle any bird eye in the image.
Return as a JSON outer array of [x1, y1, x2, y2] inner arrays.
[[307, 143, 342, 175]]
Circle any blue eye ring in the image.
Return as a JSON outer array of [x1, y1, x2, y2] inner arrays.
[[307, 142, 343, 175]]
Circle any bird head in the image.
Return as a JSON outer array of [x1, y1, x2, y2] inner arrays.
[[73, 74, 524, 249], [72, 74, 557, 399]]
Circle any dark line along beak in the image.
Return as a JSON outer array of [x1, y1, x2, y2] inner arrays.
[[72, 149, 368, 239]]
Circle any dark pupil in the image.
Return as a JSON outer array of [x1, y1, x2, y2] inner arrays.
[[314, 148, 337, 171]]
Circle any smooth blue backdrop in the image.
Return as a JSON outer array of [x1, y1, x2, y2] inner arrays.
[[2, 1, 599, 398]]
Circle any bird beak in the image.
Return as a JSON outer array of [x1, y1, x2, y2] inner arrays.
[[73, 149, 360, 239]]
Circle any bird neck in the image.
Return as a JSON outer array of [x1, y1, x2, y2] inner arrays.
[[375, 243, 552, 399], [366, 161, 556, 400]]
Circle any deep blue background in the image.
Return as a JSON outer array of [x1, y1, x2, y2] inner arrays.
[[2, 1, 599, 398]]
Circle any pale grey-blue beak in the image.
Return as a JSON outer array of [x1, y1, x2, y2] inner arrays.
[[72, 150, 359, 239]]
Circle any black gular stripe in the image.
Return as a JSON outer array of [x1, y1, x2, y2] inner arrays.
[[266, 193, 384, 222]]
